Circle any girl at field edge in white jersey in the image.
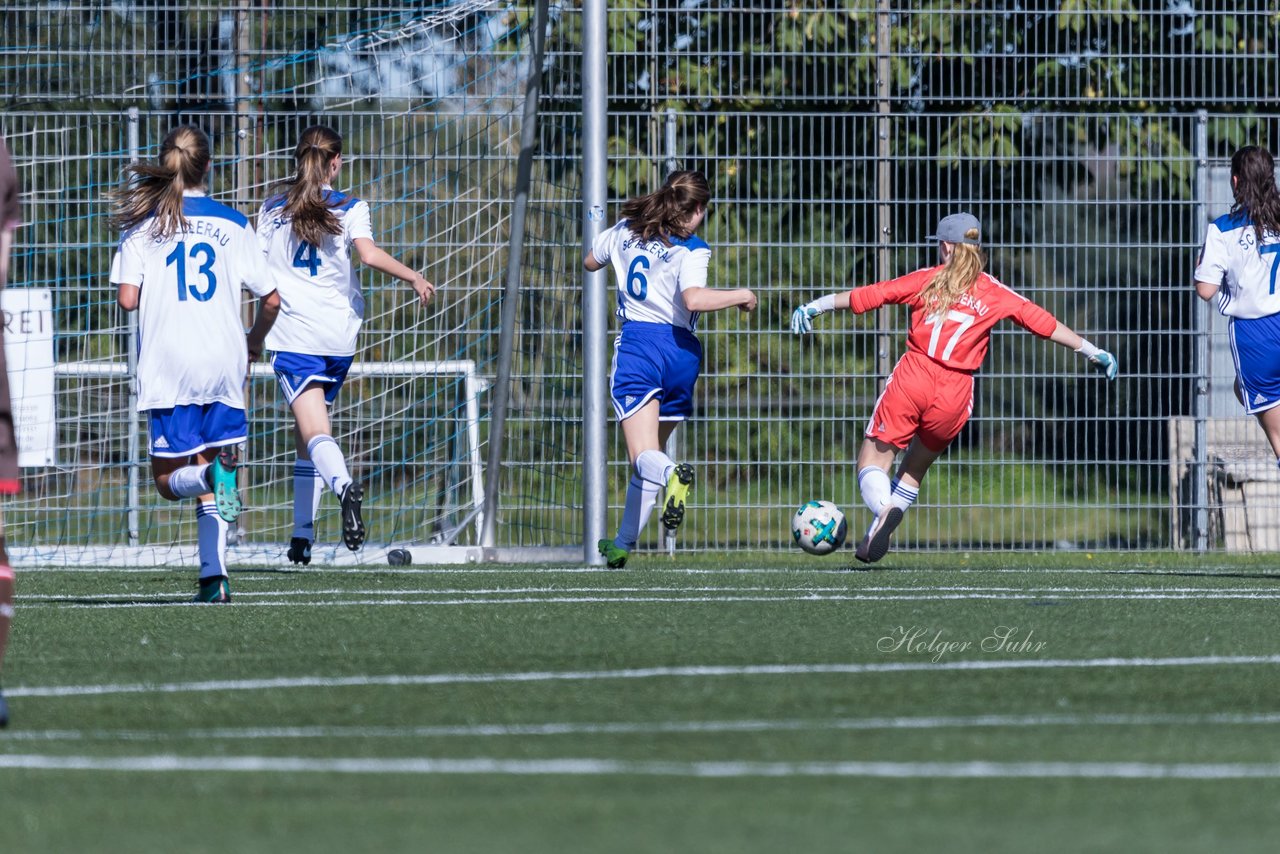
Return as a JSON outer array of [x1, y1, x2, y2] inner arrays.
[[1194, 145, 1280, 466], [257, 125, 436, 565], [110, 124, 281, 604], [587, 170, 758, 568]]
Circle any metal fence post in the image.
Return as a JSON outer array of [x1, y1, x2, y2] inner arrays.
[[1192, 109, 1210, 552], [125, 106, 140, 548], [582, 0, 608, 565]]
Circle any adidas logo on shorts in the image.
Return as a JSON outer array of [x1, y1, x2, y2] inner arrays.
[[625, 395, 636, 407], [154, 436, 169, 448], [1256, 393, 1267, 405]]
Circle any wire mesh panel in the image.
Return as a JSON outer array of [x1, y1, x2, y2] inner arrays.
[[1, 1, 585, 562], [560, 2, 1279, 553], [2, 2, 1279, 557]]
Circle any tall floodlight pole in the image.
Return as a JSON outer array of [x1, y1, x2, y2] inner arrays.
[[582, 0, 608, 564]]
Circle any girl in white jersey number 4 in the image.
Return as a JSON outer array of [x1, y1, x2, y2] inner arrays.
[[586, 170, 757, 568], [257, 126, 435, 565], [110, 125, 281, 603]]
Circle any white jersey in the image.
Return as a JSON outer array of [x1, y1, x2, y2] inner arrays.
[[591, 219, 710, 331], [256, 188, 374, 356], [109, 192, 272, 411], [1195, 209, 1280, 319]]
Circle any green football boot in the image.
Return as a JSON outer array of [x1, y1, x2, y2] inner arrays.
[[209, 449, 241, 523], [597, 538, 629, 569], [660, 463, 695, 532], [194, 575, 231, 604]]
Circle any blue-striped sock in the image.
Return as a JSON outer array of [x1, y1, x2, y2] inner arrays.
[[889, 478, 919, 512], [196, 501, 228, 580]]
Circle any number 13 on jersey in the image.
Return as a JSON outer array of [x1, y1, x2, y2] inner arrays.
[[924, 309, 976, 360]]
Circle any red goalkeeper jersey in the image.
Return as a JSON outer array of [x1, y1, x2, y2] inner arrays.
[[847, 266, 1058, 372]]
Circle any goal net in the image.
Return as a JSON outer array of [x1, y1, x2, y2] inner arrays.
[[1, 0, 584, 566]]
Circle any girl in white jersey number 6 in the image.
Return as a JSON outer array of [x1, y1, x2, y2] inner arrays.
[[257, 126, 435, 565], [587, 170, 757, 568], [110, 125, 281, 604]]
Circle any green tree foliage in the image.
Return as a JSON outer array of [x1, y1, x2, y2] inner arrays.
[[541, 2, 1278, 500]]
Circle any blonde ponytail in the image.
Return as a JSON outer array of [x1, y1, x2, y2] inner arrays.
[[919, 231, 986, 315], [111, 125, 210, 238]]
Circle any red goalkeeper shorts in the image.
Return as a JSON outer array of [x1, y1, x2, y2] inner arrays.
[[864, 350, 975, 452]]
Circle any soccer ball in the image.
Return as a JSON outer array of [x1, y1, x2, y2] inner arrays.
[[791, 500, 847, 555]]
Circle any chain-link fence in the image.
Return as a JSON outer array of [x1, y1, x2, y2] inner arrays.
[[2, 2, 1278, 556]]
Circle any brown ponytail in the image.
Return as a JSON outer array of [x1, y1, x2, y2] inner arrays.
[[618, 169, 710, 244], [277, 125, 344, 246], [1231, 146, 1280, 243], [111, 125, 210, 238]]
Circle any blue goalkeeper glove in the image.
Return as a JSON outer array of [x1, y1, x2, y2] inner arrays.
[[790, 306, 820, 334], [1075, 340, 1118, 380], [790, 295, 836, 334], [1091, 350, 1119, 381]]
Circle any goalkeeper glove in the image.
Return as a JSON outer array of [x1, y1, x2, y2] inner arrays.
[[1076, 340, 1119, 381], [789, 295, 837, 334]]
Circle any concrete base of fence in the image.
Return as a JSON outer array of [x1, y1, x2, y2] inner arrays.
[[1170, 417, 1280, 551]]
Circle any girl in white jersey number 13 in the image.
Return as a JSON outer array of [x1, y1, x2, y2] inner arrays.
[[257, 125, 436, 565], [586, 170, 757, 568], [110, 125, 281, 604]]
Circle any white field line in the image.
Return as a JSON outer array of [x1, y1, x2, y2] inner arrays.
[[9, 655, 1280, 699], [19, 584, 1280, 602], [2, 754, 1280, 779], [20, 591, 1280, 610], [6, 712, 1280, 743], [20, 566, 1280, 576]]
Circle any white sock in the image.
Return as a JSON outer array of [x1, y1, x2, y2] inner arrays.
[[890, 478, 920, 512], [307, 434, 352, 497], [169, 464, 211, 499], [292, 459, 323, 541], [196, 501, 228, 580], [614, 473, 661, 551], [635, 449, 675, 487], [857, 467, 892, 514]]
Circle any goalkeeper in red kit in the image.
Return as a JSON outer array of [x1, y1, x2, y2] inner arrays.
[[790, 213, 1118, 564]]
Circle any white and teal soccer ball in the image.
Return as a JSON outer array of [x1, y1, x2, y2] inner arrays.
[[791, 500, 847, 555]]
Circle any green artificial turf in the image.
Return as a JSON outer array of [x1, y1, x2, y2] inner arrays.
[[1, 551, 1278, 853]]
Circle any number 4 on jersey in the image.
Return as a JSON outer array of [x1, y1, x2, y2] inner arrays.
[[293, 241, 321, 276]]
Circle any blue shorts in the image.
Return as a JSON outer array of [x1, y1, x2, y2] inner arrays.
[[1230, 314, 1280, 414], [146, 402, 247, 458], [609, 322, 702, 421], [271, 351, 355, 405]]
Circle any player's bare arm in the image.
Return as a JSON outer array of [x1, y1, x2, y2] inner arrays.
[[116, 281, 140, 311], [246, 289, 282, 362], [352, 236, 435, 305], [682, 285, 757, 313], [1194, 279, 1220, 301]]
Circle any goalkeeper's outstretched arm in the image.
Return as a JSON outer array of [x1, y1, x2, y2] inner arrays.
[[1047, 321, 1119, 381], [789, 292, 850, 333]]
